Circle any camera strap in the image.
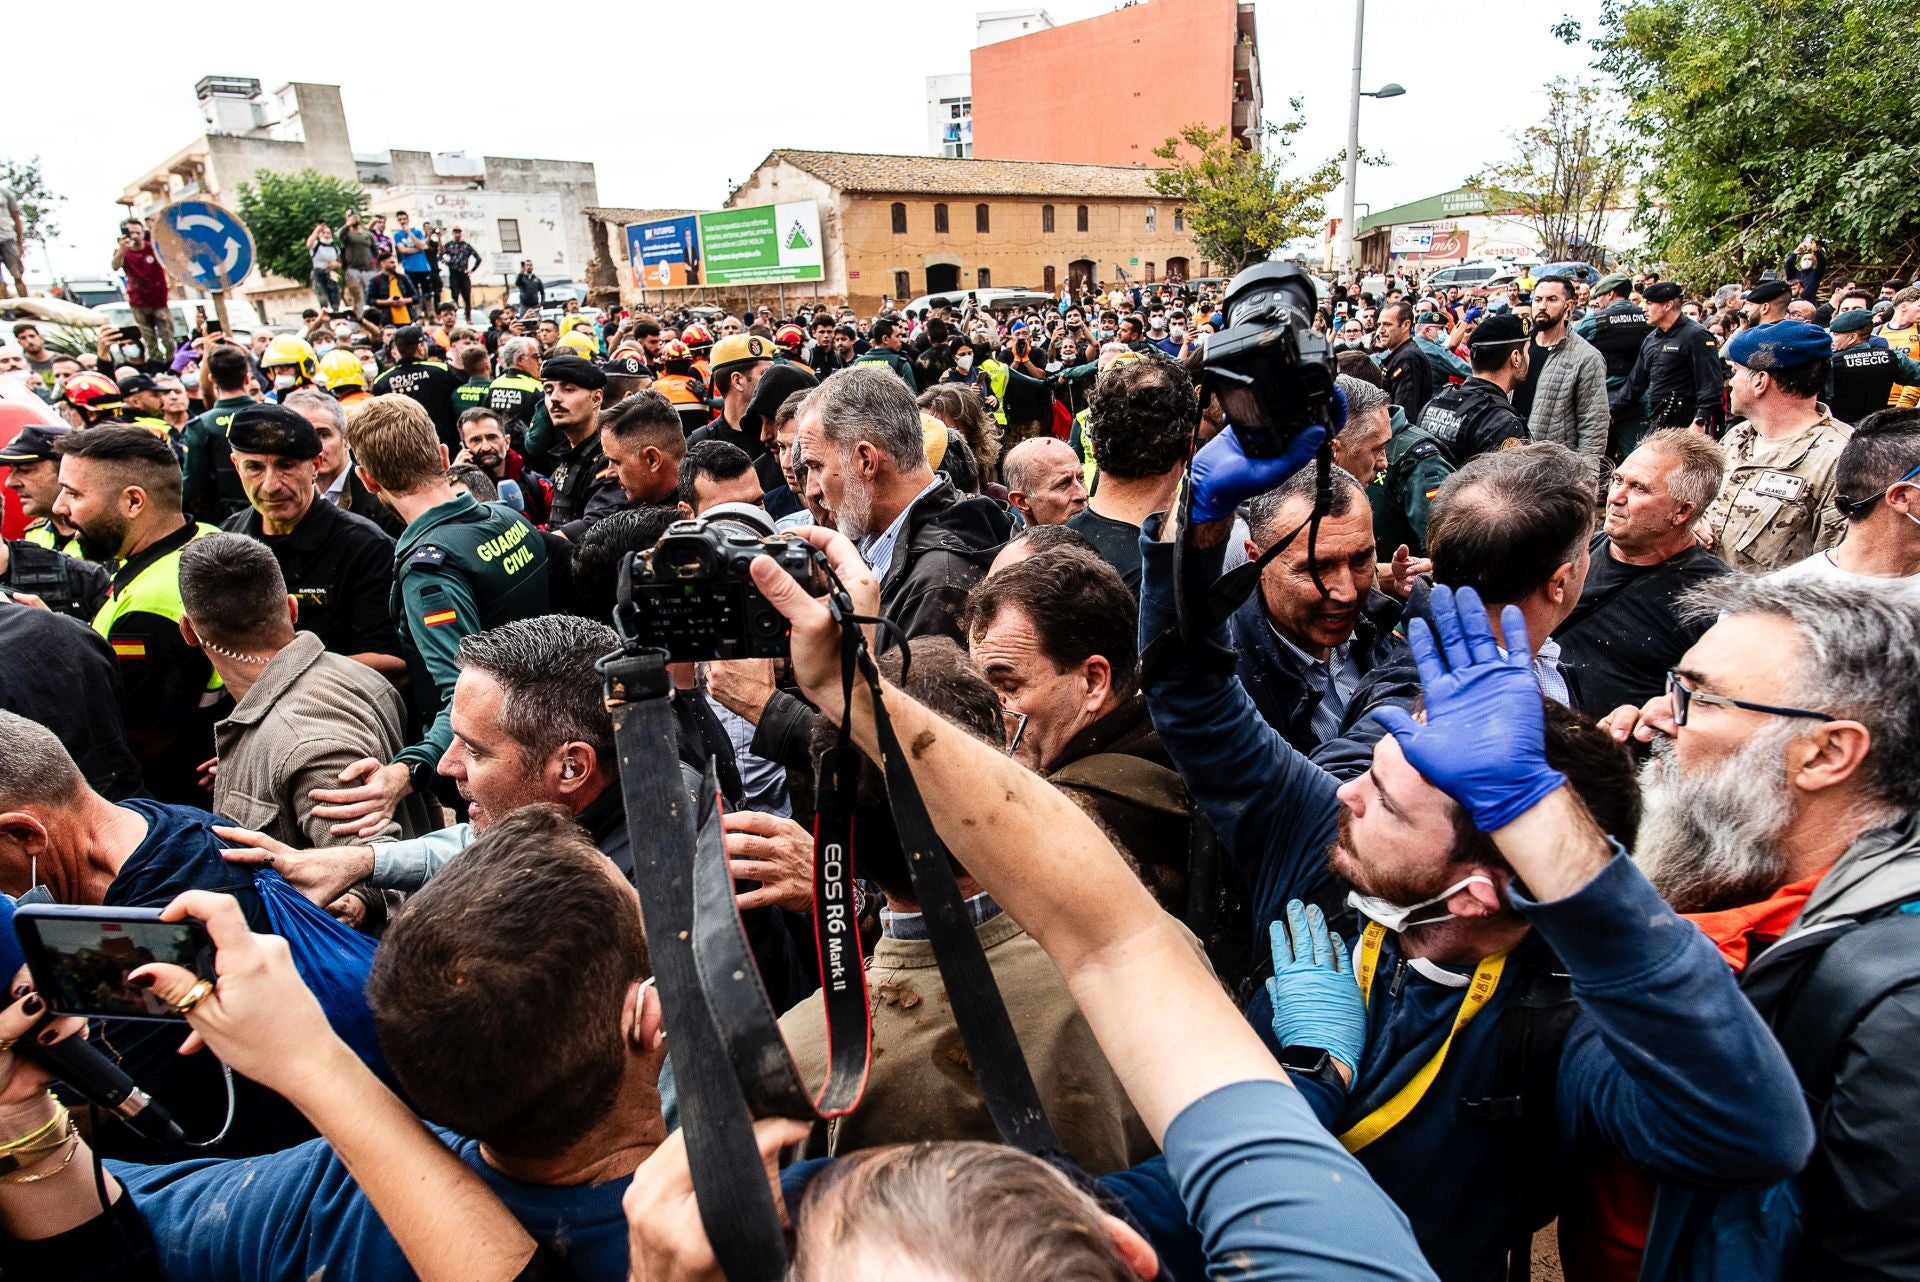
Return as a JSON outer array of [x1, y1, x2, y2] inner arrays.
[[602, 578, 1061, 1281]]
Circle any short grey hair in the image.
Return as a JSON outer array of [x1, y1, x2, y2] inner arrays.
[[180, 533, 292, 646], [282, 388, 346, 435], [1334, 374, 1390, 442], [0, 711, 84, 810], [804, 366, 926, 470], [456, 617, 618, 775], [499, 337, 539, 370], [1245, 465, 1370, 545], [1684, 576, 1920, 811], [1637, 428, 1727, 515], [1002, 437, 1075, 496]]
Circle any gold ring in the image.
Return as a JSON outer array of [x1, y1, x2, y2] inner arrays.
[[173, 979, 215, 1017], [0, 1036, 14, 1054]]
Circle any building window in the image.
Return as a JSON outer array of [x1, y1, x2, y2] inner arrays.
[[1043, 264, 1056, 292], [1076, 204, 1089, 232], [891, 202, 907, 234], [497, 218, 522, 253], [977, 267, 991, 288], [893, 270, 911, 301], [1174, 207, 1184, 232], [934, 203, 949, 234], [1145, 262, 1156, 283], [1042, 204, 1055, 234], [975, 203, 990, 233], [1146, 206, 1157, 233]]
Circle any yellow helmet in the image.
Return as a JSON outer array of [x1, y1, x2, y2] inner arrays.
[[557, 329, 598, 359], [260, 334, 319, 380], [317, 347, 368, 391]]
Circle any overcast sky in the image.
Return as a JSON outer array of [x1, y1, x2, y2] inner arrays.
[[15, 0, 1606, 279]]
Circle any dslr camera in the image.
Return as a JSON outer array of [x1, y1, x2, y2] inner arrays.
[[618, 515, 826, 661], [1199, 262, 1338, 457]]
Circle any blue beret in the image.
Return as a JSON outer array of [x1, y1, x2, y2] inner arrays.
[[1724, 320, 1831, 371]]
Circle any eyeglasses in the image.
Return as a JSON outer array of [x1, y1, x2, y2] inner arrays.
[[1000, 706, 1028, 753], [1833, 461, 1920, 519], [1665, 670, 1834, 727]]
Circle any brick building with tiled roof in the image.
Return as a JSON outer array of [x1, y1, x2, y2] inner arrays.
[[588, 150, 1206, 315]]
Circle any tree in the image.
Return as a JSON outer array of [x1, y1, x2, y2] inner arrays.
[[1150, 105, 1344, 275], [235, 168, 368, 284], [1465, 79, 1634, 265], [1596, 0, 1920, 286], [0, 156, 65, 246]]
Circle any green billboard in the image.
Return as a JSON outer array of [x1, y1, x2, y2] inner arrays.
[[697, 200, 824, 286]]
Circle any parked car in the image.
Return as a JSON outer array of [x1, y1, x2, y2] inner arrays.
[[1536, 261, 1602, 287], [55, 278, 125, 309], [1425, 260, 1509, 291]]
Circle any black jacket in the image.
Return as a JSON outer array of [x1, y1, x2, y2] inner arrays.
[[1416, 375, 1529, 466], [875, 479, 1010, 645], [1224, 586, 1419, 778], [1382, 337, 1436, 422], [0, 603, 144, 799]]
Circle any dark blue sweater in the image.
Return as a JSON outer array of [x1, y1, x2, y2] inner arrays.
[[1135, 518, 1813, 1281]]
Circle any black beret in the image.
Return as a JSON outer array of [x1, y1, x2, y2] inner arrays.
[[604, 354, 648, 377], [1469, 312, 1529, 348], [539, 355, 607, 389], [1643, 282, 1685, 304], [1743, 279, 1791, 304], [227, 403, 321, 460]]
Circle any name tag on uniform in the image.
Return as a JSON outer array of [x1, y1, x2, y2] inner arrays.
[[1752, 471, 1806, 501]]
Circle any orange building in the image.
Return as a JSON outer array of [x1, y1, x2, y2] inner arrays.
[[970, 0, 1262, 167]]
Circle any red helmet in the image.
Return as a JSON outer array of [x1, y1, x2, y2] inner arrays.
[[775, 324, 806, 350], [680, 323, 713, 348], [659, 339, 694, 366], [60, 372, 124, 413]]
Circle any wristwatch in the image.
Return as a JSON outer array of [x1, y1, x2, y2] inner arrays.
[[405, 758, 438, 798], [1277, 1044, 1346, 1093]]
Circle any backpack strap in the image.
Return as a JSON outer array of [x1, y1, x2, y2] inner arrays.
[[1046, 752, 1191, 817], [1460, 955, 1579, 1282], [1769, 908, 1920, 1111]]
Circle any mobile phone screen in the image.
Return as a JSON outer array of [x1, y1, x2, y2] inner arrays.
[[16, 910, 214, 1022]]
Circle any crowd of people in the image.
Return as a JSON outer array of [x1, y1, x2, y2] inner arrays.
[[0, 220, 1916, 1282]]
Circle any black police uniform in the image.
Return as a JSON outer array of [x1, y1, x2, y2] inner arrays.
[[373, 358, 464, 449], [1416, 376, 1529, 467], [181, 396, 255, 523], [544, 429, 625, 529], [220, 498, 401, 661], [1614, 317, 1723, 431], [452, 375, 491, 417], [1828, 344, 1920, 426], [1576, 300, 1654, 455], [1382, 337, 1436, 422]]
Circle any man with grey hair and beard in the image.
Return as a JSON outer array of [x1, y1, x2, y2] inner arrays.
[[792, 366, 1009, 644], [1601, 578, 1920, 1277]]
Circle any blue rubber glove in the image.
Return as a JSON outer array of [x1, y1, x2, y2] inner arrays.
[[1187, 407, 1339, 525], [1264, 899, 1366, 1076], [1373, 584, 1568, 832]]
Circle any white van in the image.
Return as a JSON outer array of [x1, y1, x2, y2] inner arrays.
[[97, 297, 266, 345]]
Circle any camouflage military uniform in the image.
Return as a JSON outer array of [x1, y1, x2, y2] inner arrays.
[[1702, 410, 1852, 575]]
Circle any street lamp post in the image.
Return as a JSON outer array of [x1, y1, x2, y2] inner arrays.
[[1341, 0, 1404, 278]]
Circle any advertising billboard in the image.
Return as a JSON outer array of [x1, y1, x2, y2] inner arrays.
[[625, 215, 703, 290], [696, 201, 824, 287]]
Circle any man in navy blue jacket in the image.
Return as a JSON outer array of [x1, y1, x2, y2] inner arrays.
[[1125, 421, 1812, 1281]]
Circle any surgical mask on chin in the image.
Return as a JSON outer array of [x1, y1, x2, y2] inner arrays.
[[955, 353, 973, 372], [273, 372, 298, 392], [1348, 874, 1497, 934], [361, 361, 379, 381]]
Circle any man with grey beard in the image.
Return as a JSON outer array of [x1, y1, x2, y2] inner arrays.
[[1601, 577, 1920, 1278], [791, 367, 1008, 644]]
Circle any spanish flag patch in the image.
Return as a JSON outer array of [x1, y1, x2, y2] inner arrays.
[[422, 609, 458, 628], [112, 640, 148, 659]]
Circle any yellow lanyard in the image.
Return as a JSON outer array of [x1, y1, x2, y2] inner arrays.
[[1338, 920, 1508, 1154]]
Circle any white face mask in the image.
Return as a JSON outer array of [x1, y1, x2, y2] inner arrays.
[[955, 353, 973, 372], [1348, 874, 1496, 934], [361, 361, 379, 381], [273, 372, 298, 392]]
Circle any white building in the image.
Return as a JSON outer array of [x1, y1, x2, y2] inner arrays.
[[923, 8, 1055, 157]]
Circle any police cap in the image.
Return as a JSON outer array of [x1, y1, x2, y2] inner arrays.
[[1469, 313, 1529, 348], [0, 423, 72, 464], [1642, 282, 1684, 304], [227, 403, 322, 460], [539, 355, 607, 389], [1724, 319, 1832, 371], [1594, 272, 1632, 297], [605, 354, 648, 377], [1829, 309, 1876, 335], [116, 372, 159, 396], [1743, 279, 1791, 305]]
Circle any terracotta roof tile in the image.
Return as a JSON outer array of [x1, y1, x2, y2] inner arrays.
[[763, 150, 1160, 199]]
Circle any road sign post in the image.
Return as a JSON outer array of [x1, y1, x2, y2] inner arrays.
[[151, 200, 255, 330]]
